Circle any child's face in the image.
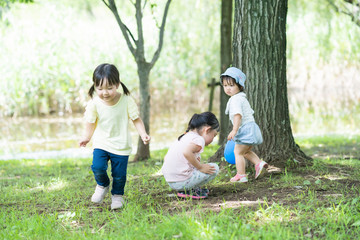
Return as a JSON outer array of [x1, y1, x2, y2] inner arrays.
[[95, 78, 119, 105], [201, 127, 218, 146], [222, 78, 241, 97]]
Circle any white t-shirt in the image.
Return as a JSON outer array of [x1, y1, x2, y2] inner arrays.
[[161, 131, 205, 182], [84, 94, 139, 155], [225, 92, 255, 128]]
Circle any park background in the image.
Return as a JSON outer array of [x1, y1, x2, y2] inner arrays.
[[0, 0, 359, 160], [1, 0, 360, 239]]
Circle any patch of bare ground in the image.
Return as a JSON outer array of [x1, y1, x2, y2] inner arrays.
[[152, 159, 359, 214]]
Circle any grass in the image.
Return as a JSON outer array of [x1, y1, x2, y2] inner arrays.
[[1, 135, 360, 239]]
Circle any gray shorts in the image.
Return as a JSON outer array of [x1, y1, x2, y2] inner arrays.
[[234, 122, 263, 145], [167, 163, 219, 191]]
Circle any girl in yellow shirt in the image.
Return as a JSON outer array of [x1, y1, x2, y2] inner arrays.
[[79, 63, 150, 210]]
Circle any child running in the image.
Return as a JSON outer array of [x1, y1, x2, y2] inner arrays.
[[221, 67, 268, 183], [79, 63, 150, 210], [161, 112, 220, 199]]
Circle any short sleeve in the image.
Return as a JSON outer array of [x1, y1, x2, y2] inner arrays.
[[84, 100, 97, 123], [230, 101, 243, 117], [127, 96, 140, 120], [229, 95, 244, 119], [191, 136, 205, 154]]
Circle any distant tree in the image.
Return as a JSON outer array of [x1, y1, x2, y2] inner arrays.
[[218, 0, 233, 145], [102, 0, 172, 161], [326, 0, 360, 27], [0, 0, 33, 20], [210, 0, 311, 167]]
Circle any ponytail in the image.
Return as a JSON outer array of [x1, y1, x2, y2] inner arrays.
[[120, 82, 130, 95], [88, 85, 95, 98], [178, 112, 219, 140]]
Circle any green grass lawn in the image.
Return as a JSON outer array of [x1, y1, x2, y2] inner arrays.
[[1, 135, 359, 239]]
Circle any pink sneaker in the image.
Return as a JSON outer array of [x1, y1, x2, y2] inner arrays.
[[230, 174, 248, 183], [255, 161, 268, 179]]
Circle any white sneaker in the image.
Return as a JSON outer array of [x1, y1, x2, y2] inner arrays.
[[91, 185, 109, 203], [111, 195, 125, 210]]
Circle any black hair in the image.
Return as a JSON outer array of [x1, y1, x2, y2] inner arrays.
[[220, 76, 244, 92], [178, 112, 220, 140], [88, 63, 130, 98]]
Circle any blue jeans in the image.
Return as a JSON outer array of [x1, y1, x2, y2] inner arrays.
[[91, 149, 129, 195]]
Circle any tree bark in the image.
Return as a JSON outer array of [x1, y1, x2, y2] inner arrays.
[[133, 61, 151, 161], [210, 0, 311, 167], [218, 0, 233, 145], [233, 0, 311, 167]]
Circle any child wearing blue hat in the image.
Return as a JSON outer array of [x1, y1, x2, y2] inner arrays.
[[221, 67, 268, 183]]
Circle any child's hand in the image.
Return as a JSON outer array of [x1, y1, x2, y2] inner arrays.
[[141, 134, 151, 145], [227, 130, 237, 140], [199, 163, 216, 174], [79, 138, 90, 147]]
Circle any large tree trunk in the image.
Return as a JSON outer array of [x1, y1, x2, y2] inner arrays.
[[218, 0, 233, 145], [210, 0, 311, 167], [233, 0, 311, 167]]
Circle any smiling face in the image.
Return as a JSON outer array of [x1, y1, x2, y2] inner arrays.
[[222, 77, 241, 97], [95, 78, 120, 105]]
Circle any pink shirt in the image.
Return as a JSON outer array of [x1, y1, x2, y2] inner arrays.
[[161, 131, 205, 182]]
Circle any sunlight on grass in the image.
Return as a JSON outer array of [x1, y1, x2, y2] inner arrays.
[[47, 178, 68, 191], [219, 200, 266, 209], [25, 178, 68, 192], [254, 203, 299, 226]]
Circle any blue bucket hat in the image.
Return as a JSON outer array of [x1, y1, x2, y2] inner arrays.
[[220, 67, 246, 88]]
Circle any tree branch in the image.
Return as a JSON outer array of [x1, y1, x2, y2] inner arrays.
[[103, 0, 137, 57], [135, 0, 145, 61], [150, 0, 172, 68], [326, 0, 360, 27]]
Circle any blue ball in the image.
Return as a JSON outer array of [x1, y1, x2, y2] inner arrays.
[[224, 139, 236, 164]]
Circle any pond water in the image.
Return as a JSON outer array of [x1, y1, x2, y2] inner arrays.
[[1, 109, 358, 160], [0, 113, 199, 160]]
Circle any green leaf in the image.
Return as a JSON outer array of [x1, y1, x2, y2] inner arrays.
[[303, 180, 311, 185], [352, 220, 360, 227]]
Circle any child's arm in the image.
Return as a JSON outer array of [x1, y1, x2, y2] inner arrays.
[[183, 143, 216, 174], [132, 118, 151, 145], [228, 114, 242, 140], [79, 122, 96, 147]]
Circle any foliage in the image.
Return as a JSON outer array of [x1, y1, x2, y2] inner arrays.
[[1, 135, 360, 239], [0, 0, 220, 117], [0, 0, 33, 7], [326, 0, 360, 27], [0, 0, 359, 123]]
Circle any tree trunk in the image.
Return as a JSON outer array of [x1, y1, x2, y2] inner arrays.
[[134, 62, 151, 161], [103, 0, 172, 161], [233, 0, 311, 167], [218, 0, 233, 145], [210, 0, 311, 167]]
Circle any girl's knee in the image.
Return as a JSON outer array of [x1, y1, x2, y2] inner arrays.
[[234, 145, 252, 156], [91, 164, 107, 173]]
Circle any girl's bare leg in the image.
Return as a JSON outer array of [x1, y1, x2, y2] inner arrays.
[[243, 147, 262, 166], [234, 144, 252, 175]]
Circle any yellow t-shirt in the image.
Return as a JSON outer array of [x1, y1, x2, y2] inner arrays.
[[84, 94, 139, 155]]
